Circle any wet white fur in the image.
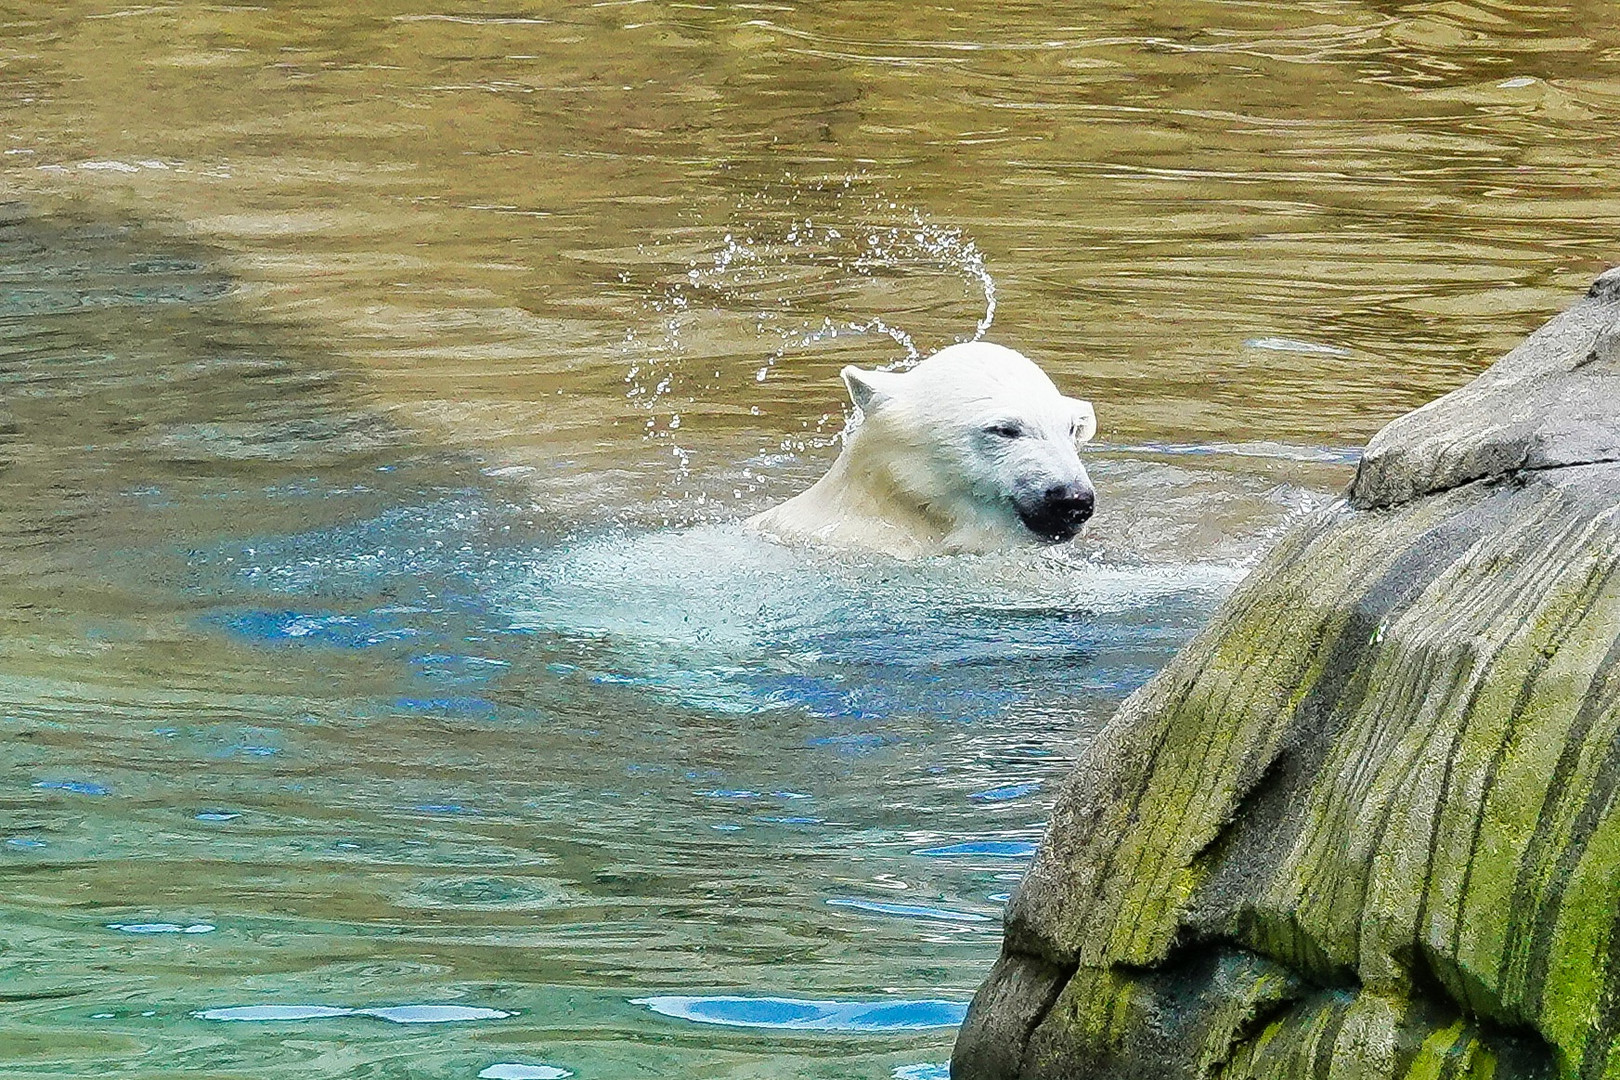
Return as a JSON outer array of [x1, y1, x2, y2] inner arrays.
[[746, 342, 1096, 558]]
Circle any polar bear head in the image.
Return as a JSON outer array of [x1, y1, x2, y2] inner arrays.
[[836, 342, 1096, 547], [747, 341, 1098, 556]]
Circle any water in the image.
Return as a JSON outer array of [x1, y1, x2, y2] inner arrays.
[[3, 1, 1620, 1077]]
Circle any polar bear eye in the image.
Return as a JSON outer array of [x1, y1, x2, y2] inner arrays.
[[984, 422, 1026, 439]]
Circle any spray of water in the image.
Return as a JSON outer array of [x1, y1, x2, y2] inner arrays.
[[621, 184, 1000, 481]]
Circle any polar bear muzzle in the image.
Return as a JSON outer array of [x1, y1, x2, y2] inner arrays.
[[1014, 481, 1096, 543]]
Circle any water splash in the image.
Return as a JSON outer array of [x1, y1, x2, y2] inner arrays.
[[621, 183, 1001, 471], [499, 522, 1241, 718]]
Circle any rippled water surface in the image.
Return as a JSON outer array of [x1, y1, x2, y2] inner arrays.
[[3, 1, 1620, 1077]]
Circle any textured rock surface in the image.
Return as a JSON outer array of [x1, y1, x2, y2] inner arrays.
[[954, 271, 1620, 1080], [1350, 265, 1620, 510]]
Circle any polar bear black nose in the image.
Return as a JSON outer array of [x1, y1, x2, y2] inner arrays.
[[1046, 483, 1095, 524], [1016, 483, 1095, 542]]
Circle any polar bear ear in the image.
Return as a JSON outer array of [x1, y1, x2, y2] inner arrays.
[[841, 366, 895, 414], [1067, 398, 1097, 444]]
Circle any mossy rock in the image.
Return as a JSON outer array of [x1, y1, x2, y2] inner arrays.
[[954, 270, 1620, 1080]]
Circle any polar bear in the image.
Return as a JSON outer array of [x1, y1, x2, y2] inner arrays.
[[746, 342, 1097, 558]]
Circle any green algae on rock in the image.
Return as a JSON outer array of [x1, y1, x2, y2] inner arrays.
[[954, 269, 1620, 1080]]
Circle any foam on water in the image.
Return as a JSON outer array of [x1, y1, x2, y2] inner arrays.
[[499, 521, 1242, 717]]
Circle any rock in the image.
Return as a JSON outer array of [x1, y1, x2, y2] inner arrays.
[[1350, 266, 1620, 510], [954, 269, 1620, 1080]]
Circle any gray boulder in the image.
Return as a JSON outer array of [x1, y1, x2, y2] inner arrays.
[[953, 269, 1620, 1080]]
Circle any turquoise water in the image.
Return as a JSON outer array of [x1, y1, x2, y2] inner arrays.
[[0, 211, 1298, 1077]]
